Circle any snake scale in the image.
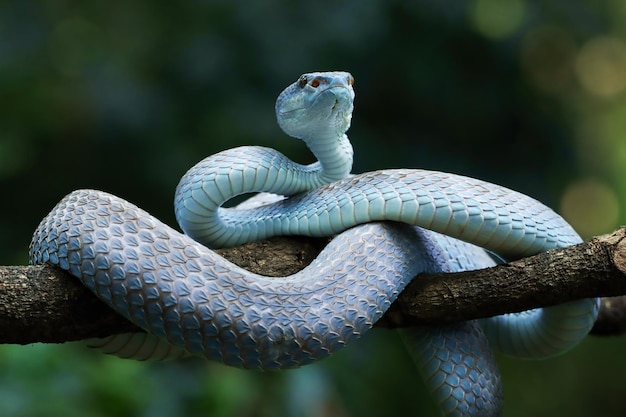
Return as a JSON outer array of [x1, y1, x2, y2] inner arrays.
[[30, 71, 599, 417]]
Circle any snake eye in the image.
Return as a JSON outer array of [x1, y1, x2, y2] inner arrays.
[[310, 78, 321, 88], [347, 74, 354, 86], [298, 75, 308, 88]]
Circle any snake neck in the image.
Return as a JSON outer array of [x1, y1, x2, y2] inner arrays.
[[302, 133, 353, 184]]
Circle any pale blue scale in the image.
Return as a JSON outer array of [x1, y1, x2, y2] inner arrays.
[[28, 72, 599, 417]]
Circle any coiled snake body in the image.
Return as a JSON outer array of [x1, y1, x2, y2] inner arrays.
[[30, 72, 599, 417]]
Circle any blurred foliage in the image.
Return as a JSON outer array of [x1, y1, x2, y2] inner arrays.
[[1, 0, 626, 416]]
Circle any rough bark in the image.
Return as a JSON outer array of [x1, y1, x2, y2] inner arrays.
[[2, 229, 626, 345]]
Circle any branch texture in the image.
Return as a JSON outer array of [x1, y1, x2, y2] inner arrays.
[[3, 229, 626, 345]]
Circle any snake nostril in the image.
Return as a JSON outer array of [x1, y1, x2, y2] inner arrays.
[[347, 75, 354, 86]]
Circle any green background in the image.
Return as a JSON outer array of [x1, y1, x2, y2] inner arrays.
[[2, 1, 626, 416]]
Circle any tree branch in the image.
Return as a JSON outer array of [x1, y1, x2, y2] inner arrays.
[[3, 228, 626, 345]]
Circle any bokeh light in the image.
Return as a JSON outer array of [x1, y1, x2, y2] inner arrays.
[[575, 36, 626, 98], [470, 0, 526, 39], [560, 178, 620, 238], [521, 25, 577, 94]]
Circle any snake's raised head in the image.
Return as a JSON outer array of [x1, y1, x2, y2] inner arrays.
[[275, 71, 355, 141]]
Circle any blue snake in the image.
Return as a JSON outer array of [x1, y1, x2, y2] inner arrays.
[[30, 71, 599, 417]]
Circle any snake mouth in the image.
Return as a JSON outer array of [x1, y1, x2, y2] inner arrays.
[[314, 86, 351, 110], [278, 86, 350, 116]]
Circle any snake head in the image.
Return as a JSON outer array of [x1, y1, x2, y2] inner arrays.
[[275, 71, 355, 141]]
